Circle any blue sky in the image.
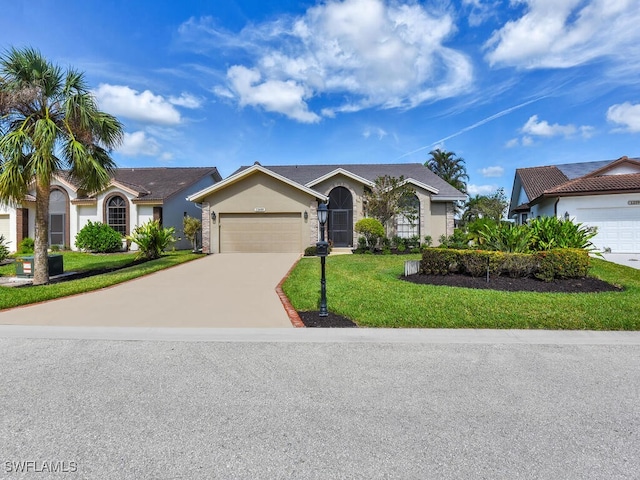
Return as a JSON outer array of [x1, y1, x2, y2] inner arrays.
[[2, 0, 639, 196]]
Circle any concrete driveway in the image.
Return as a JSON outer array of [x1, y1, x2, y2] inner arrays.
[[600, 252, 640, 269], [0, 253, 299, 328]]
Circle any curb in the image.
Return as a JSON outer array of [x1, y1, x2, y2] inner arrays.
[[276, 256, 305, 328]]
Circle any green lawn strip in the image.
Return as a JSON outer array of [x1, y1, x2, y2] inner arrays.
[[282, 254, 640, 330], [0, 251, 202, 310]]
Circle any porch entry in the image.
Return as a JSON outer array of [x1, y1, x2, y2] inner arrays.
[[328, 187, 353, 247]]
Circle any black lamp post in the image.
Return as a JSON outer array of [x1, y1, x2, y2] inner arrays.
[[317, 202, 329, 317]]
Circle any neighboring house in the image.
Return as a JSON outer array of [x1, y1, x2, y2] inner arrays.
[[187, 162, 467, 254], [509, 156, 640, 253], [0, 167, 221, 252]]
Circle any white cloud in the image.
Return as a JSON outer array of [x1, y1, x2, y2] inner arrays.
[[480, 166, 504, 177], [168, 93, 203, 109], [468, 184, 496, 196], [94, 84, 181, 125], [117, 131, 161, 157], [522, 136, 534, 146], [185, 0, 473, 122], [227, 66, 320, 123], [363, 126, 388, 140], [520, 115, 593, 140], [485, 0, 640, 69], [462, 0, 498, 27], [505, 138, 519, 148], [607, 102, 640, 132], [522, 115, 576, 137]]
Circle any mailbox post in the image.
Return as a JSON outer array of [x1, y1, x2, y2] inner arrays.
[[316, 203, 329, 317]]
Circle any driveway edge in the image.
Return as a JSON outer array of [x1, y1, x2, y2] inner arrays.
[[276, 255, 305, 328]]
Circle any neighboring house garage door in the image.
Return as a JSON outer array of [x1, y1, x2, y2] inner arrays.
[[219, 213, 302, 253], [579, 207, 640, 253], [0, 214, 10, 244]]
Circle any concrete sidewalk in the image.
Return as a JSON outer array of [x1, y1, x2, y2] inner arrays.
[[600, 252, 640, 269], [0, 254, 299, 328]]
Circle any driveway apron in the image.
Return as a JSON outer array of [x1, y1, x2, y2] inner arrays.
[[0, 254, 299, 328]]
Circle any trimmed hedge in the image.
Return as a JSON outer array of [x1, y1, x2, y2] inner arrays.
[[420, 247, 590, 281]]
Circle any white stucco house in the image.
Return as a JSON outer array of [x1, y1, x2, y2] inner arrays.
[[0, 167, 221, 252], [509, 156, 640, 253], [187, 162, 467, 254]]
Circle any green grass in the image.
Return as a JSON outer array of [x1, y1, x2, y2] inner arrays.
[[0, 250, 202, 310], [282, 254, 640, 329]]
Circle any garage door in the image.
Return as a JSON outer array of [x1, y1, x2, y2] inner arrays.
[[0, 214, 10, 244], [578, 207, 640, 253], [219, 213, 302, 253]]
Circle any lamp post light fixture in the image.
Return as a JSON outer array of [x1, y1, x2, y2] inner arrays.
[[316, 202, 329, 317]]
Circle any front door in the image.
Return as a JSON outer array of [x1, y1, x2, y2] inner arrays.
[[328, 187, 353, 247]]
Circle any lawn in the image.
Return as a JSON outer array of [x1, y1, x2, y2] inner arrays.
[[282, 254, 640, 330], [0, 250, 202, 310]]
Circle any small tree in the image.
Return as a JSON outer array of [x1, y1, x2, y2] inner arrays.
[[355, 218, 385, 250], [461, 188, 508, 225], [363, 175, 416, 237], [183, 215, 201, 252]]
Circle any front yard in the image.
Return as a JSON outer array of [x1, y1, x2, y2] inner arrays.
[[282, 254, 640, 330], [0, 251, 202, 310]]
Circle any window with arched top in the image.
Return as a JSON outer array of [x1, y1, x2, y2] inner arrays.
[[106, 195, 128, 236], [49, 188, 68, 247]]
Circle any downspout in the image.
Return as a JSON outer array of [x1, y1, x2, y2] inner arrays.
[[553, 198, 559, 218]]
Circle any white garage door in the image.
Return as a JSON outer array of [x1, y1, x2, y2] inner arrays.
[[219, 213, 302, 253], [0, 214, 10, 244], [578, 207, 640, 253]]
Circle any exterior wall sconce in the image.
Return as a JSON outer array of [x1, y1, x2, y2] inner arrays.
[[304, 211, 308, 221], [211, 211, 216, 221], [564, 211, 570, 221]]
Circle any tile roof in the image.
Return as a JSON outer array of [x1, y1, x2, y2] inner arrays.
[[233, 163, 466, 199], [515, 156, 640, 205], [516, 166, 569, 201], [544, 173, 640, 195]]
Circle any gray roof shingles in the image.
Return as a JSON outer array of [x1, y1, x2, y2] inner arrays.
[[67, 167, 221, 201], [234, 163, 466, 199]]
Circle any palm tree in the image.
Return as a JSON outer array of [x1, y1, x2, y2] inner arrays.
[[425, 148, 469, 194], [0, 47, 123, 285]]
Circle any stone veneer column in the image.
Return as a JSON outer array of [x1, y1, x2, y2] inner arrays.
[[309, 202, 319, 245], [446, 203, 455, 236], [201, 202, 211, 254]]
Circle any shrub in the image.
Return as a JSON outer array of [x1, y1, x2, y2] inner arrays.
[[407, 234, 421, 249], [478, 222, 532, 253], [420, 248, 462, 275], [17, 237, 34, 254], [420, 247, 587, 280], [355, 218, 385, 250], [75, 221, 123, 253], [534, 248, 590, 282], [183, 215, 202, 251], [0, 235, 9, 262], [423, 235, 433, 247], [438, 229, 469, 249], [528, 216, 598, 251], [128, 220, 176, 260]]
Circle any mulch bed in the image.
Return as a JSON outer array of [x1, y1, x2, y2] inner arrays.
[[401, 273, 622, 293], [297, 311, 358, 328]]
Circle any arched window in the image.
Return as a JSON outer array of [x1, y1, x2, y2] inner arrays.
[[106, 195, 128, 235], [396, 194, 420, 238], [49, 188, 68, 247]]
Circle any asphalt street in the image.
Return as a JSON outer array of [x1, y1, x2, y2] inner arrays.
[[1, 330, 639, 479]]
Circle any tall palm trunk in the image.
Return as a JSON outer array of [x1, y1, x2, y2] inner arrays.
[[33, 178, 50, 285]]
